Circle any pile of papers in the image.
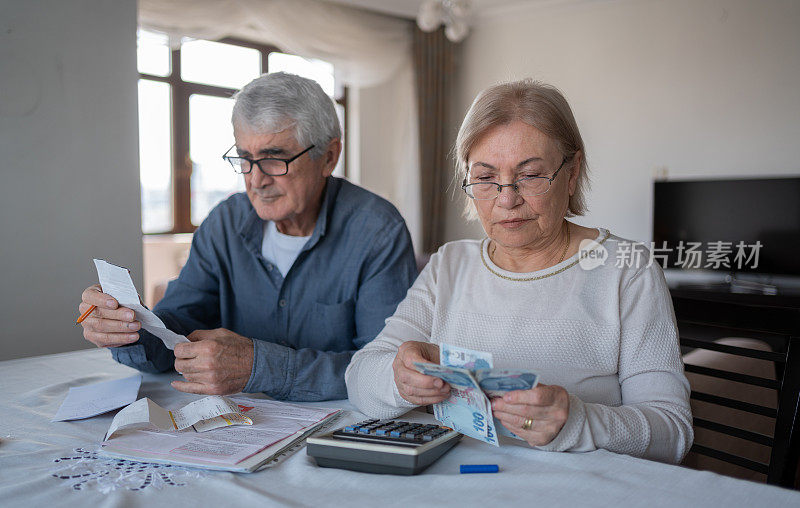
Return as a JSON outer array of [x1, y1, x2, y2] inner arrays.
[[101, 397, 340, 472], [53, 376, 340, 473], [104, 396, 254, 440]]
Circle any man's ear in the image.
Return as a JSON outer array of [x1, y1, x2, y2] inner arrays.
[[568, 151, 582, 196], [322, 138, 342, 177]]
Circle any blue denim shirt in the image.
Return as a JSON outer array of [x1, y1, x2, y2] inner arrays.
[[111, 177, 417, 401]]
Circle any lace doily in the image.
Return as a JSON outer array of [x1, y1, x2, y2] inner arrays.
[[51, 448, 205, 493]]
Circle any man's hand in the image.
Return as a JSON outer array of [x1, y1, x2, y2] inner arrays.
[[392, 340, 450, 405], [491, 384, 570, 447], [78, 284, 140, 347], [171, 328, 254, 395]]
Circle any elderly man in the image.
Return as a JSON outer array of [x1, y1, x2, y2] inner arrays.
[[78, 72, 417, 401]]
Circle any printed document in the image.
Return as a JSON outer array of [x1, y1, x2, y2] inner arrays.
[[93, 259, 189, 350], [52, 374, 142, 421], [103, 398, 338, 466]]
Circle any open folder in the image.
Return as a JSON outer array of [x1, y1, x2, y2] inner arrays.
[[99, 397, 342, 473]]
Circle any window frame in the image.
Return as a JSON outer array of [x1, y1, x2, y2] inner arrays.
[[138, 36, 348, 234]]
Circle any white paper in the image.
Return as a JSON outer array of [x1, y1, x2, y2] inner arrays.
[[104, 396, 252, 440], [103, 398, 338, 465], [93, 259, 189, 350], [52, 375, 142, 422]]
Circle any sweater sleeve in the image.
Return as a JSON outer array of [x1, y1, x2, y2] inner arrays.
[[536, 260, 694, 464], [345, 253, 439, 418]]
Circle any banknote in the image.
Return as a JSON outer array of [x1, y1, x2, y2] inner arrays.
[[440, 386, 497, 446], [474, 369, 539, 398], [413, 362, 498, 446], [412, 362, 477, 388], [426, 344, 540, 443], [477, 369, 538, 439], [418, 363, 539, 441], [436, 344, 492, 442], [440, 343, 493, 370]]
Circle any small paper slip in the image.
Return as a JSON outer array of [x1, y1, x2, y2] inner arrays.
[[93, 259, 189, 350], [52, 374, 142, 422], [104, 396, 253, 440]]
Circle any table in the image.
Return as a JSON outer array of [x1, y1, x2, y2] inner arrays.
[[1, 349, 799, 507]]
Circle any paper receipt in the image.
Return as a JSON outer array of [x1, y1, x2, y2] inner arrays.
[[105, 396, 252, 440], [93, 259, 189, 350]]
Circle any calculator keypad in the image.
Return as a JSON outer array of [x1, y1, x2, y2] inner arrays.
[[334, 419, 451, 446]]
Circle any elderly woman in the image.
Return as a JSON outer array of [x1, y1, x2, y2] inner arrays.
[[345, 79, 693, 464]]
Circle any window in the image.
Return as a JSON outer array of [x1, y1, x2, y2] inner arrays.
[[137, 31, 347, 234]]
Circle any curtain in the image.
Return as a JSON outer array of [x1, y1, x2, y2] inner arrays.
[[138, 0, 411, 88], [414, 26, 455, 254]]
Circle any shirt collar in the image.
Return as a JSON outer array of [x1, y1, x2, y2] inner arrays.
[[238, 177, 340, 255]]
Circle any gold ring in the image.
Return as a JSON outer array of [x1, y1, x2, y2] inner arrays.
[[522, 418, 533, 430]]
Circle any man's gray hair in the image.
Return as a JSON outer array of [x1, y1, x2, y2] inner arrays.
[[232, 72, 341, 160]]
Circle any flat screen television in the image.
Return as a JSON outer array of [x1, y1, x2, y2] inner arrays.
[[652, 177, 800, 277]]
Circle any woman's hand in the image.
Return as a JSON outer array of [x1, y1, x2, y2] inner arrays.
[[392, 341, 451, 405], [491, 384, 570, 446]]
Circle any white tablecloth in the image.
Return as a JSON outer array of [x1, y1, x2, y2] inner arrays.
[[1, 348, 798, 507]]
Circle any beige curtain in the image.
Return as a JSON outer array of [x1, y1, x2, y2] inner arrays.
[[138, 0, 412, 88], [414, 26, 456, 254]]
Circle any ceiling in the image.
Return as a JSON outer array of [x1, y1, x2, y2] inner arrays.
[[321, 0, 544, 19]]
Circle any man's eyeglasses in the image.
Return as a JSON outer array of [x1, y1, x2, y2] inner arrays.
[[462, 157, 568, 200], [222, 145, 315, 176]]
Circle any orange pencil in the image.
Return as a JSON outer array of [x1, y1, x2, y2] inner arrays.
[[75, 305, 97, 325]]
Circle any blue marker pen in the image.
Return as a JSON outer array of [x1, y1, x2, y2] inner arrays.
[[460, 464, 499, 474]]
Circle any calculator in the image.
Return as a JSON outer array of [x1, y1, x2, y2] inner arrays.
[[306, 419, 462, 475]]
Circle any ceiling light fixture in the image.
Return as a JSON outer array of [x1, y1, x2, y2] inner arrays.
[[416, 0, 471, 43]]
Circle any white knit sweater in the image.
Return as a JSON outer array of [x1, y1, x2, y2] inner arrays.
[[345, 228, 693, 464]]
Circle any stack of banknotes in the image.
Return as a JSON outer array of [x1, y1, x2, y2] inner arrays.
[[412, 343, 539, 446]]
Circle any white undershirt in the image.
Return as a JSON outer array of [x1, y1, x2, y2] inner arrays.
[[261, 221, 311, 277]]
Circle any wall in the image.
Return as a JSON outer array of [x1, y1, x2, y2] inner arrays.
[[143, 235, 192, 309], [444, 0, 800, 244], [0, 0, 142, 360]]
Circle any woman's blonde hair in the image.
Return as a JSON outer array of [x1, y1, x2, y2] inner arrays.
[[453, 79, 589, 219]]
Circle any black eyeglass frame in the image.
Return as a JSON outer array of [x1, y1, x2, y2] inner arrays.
[[461, 156, 569, 200], [221, 144, 316, 176]]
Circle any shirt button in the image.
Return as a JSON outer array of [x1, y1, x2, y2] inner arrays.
[[266, 264, 273, 271], [279, 299, 287, 308]]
